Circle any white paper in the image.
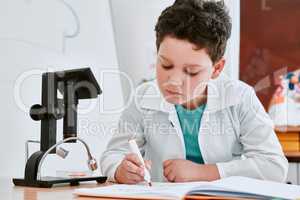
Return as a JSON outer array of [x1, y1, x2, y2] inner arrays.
[[74, 182, 206, 200], [74, 177, 300, 200], [206, 176, 300, 200]]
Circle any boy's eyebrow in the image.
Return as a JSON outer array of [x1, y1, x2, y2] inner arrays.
[[159, 55, 205, 68], [183, 64, 203, 68], [159, 55, 171, 63]]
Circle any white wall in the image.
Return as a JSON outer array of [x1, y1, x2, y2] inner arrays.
[[0, 0, 240, 179], [0, 0, 123, 178], [110, 0, 175, 103], [224, 0, 240, 80]]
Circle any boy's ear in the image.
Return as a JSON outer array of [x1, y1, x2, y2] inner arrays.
[[211, 58, 225, 79]]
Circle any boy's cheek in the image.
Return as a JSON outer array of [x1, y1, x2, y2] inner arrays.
[[192, 84, 207, 97]]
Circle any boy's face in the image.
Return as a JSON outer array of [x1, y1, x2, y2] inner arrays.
[[156, 36, 225, 106]]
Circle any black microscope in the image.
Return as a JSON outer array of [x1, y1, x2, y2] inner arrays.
[[13, 68, 107, 187]]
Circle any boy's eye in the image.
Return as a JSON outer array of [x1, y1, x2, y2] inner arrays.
[[187, 72, 199, 76], [184, 69, 200, 76], [162, 65, 173, 70]]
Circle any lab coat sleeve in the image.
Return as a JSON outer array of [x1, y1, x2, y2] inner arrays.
[[216, 87, 288, 182], [99, 102, 146, 182]]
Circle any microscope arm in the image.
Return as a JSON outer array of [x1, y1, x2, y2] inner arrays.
[[36, 137, 98, 180]]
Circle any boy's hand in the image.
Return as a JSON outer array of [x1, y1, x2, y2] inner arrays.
[[163, 159, 220, 182], [114, 153, 152, 184]]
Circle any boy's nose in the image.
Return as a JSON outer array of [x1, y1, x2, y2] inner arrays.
[[167, 72, 183, 87], [167, 79, 182, 86]]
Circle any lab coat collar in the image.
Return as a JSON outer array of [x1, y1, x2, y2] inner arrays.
[[139, 74, 240, 114]]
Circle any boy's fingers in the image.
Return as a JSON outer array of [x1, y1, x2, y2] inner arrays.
[[165, 170, 176, 182], [124, 160, 144, 176], [168, 174, 176, 182], [163, 165, 172, 178], [126, 171, 144, 183], [126, 153, 142, 166], [163, 159, 173, 168]]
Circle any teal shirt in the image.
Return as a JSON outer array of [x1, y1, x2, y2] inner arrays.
[[175, 104, 206, 164]]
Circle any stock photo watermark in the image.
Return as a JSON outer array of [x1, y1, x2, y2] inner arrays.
[[12, 65, 288, 138]]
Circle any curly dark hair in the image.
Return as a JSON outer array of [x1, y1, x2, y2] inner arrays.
[[155, 0, 232, 63]]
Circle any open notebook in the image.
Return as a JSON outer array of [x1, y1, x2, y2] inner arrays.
[[74, 176, 300, 200]]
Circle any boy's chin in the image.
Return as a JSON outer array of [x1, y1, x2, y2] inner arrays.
[[164, 96, 188, 105], [164, 95, 205, 107]]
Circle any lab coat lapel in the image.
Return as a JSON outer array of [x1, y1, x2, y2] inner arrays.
[[138, 82, 186, 157], [166, 103, 186, 157], [138, 75, 240, 161]]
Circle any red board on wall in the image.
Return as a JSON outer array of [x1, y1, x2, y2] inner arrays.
[[240, 0, 300, 109]]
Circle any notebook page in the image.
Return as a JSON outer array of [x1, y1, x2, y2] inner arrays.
[[74, 181, 208, 200], [188, 176, 300, 200]]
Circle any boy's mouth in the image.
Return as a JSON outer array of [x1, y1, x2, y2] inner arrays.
[[165, 89, 183, 96]]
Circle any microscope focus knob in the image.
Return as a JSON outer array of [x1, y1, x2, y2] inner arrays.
[[30, 104, 64, 121], [30, 104, 46, 121]]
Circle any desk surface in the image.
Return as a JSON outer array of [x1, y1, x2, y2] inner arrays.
[[0, 178, 246, 200], [275, 125, 300, 132], [285, 151, 300, 162]]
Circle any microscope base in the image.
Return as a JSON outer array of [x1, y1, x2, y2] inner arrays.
[[13, 176, 107, 188]]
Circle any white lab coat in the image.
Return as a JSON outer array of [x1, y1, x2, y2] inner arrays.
[[100, 74, 288, 183]]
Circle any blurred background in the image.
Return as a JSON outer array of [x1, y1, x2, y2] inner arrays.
[[0, 0, 299, 185]]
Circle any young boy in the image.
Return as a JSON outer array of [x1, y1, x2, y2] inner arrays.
[[100, 0, 288, 183]]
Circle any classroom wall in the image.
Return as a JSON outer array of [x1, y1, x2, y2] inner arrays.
[[0, 0, 123, 178], [0, 0, 240, 179]]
